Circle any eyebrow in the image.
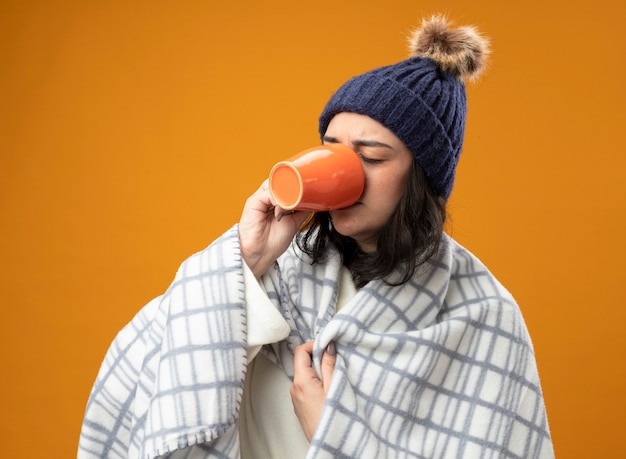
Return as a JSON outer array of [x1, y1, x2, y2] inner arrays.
[[322, 136, 394, 149]]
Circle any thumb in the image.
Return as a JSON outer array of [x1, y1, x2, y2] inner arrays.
[[320, 341, 336, 391]]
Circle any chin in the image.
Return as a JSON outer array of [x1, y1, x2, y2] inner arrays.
[[329, 217, 356, 238], [329, 213, 364, 240]]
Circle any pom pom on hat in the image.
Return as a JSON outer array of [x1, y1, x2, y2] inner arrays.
[[408, 15, 490, 81], [319, 15, 491, 200]]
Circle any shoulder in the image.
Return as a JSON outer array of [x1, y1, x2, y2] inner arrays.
[[444, 234, 517, 305], [441, 235, 532, 342]]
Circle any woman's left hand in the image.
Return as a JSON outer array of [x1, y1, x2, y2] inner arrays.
[[290, 340, 336, 442]]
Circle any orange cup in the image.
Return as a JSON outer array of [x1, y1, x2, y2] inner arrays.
[[269, 144, 364, 211]]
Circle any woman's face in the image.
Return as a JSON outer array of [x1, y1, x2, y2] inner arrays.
[[323, 112, 413, 252]]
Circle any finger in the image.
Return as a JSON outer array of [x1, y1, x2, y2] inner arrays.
[[276, 209, 310, 231], [320, 341, 336, 389], [243, 182, 274, 215], [276, 210, 294, 222], [293, 341, 316, 380]]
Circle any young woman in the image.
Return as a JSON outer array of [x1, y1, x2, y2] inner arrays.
[[79, 16, 554, 459]]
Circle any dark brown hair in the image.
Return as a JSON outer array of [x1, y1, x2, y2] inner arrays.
[[296, 161, 446, 288]]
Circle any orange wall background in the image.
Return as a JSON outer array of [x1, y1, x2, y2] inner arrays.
[[1, 1, 624, 457]]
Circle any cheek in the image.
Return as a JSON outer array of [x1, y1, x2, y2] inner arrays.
[[361, 168, 389, 195], [363, 168, 408, 203]]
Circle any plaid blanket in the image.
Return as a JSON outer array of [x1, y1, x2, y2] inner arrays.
[[78, 225, 554, 458]]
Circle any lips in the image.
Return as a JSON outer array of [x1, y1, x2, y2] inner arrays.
[[335, 202, 361, 211]]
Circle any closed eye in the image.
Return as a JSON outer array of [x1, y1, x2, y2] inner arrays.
[[322, 136, 387, 164], [359, 154, 384, 164]]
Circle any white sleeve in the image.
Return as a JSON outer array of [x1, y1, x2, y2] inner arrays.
[[242, 262, 290, 361]]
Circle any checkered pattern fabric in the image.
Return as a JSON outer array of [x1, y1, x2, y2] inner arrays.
[[78, 225, 553, 458]]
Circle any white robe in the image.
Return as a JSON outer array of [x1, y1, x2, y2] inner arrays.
[[239, 262, 356, 458]]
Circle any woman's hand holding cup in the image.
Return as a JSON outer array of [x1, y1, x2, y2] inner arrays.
[[240, 144, 363, 278], [239, 180, 309, 279]]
